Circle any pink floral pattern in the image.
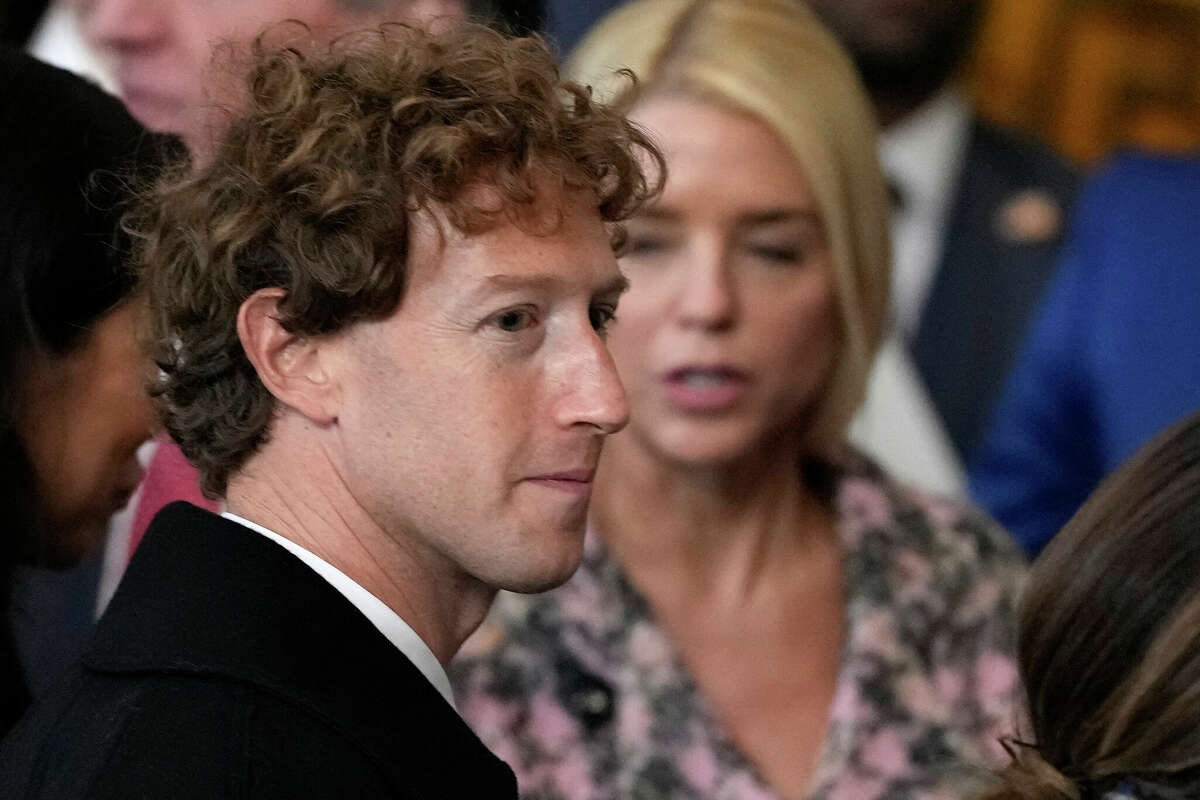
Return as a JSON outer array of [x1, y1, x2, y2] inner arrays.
[[452, 454, 1026, 799]]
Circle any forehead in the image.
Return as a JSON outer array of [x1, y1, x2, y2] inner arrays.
[[405, 185, 621, 302], [629, 97, 817, 220]]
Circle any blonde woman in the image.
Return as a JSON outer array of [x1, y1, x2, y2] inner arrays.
[[452, 1, 1025, 797]]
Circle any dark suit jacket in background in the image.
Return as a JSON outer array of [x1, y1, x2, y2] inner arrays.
[[913, 117, 1080, 463], [0, 502, 517, 799]]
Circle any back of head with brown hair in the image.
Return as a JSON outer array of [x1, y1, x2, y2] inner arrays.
[[983, 409, 1200, 799], [127, 22, 663, 497]]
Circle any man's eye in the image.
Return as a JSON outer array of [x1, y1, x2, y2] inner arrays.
[[494, 309, 536, 332], [589, 305, 617, 334]]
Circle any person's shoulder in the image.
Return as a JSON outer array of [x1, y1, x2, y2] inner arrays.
[[833, 449, 1026, 586], [0, 669, 397, 799], [0, 668, 243, 799], [968, 116, 1081, 194], [1085, 149, 1200, 205]]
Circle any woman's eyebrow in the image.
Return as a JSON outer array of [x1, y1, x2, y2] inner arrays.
[[736, 208, 822, 227]]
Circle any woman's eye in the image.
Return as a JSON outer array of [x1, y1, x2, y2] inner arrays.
[[494, 309, 536, 332], [589, 305, 617, 335], [749, 243, 803, 264], [624, 234, 669, 256]]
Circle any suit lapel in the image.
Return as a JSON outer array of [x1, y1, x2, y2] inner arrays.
[[913, 118, 1077, 462]]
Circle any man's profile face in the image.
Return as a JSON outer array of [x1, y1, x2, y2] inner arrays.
[[328, 183, 629, 594], [75, 0, 463, 155]]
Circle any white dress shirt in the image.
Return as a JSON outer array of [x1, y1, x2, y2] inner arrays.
[[221, 512, 456, 710], [878, 88, 972, 340], [849, 89, 973, 498]]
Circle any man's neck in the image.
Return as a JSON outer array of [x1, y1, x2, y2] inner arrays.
[[223, 438, 495, 665]]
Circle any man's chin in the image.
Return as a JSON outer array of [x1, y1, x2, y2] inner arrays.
[[499, 541, 586, 595]]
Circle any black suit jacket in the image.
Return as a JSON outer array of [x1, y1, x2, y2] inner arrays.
[[0, 502, 517, 799], [913, 117, 1080, 462]]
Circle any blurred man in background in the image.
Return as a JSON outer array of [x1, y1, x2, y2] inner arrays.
[[809, 0, 1080, 496], [76, 0, 543, 158]]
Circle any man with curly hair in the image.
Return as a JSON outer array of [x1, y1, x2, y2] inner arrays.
[[0, 24, 660, 799]]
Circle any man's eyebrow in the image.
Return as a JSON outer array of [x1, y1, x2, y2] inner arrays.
[[476, 271, 629, 296], [479, 273, 566, 292], [599, 273, 630, 297]]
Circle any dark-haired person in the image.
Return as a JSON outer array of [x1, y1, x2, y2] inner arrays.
[[0, 48, 172, 735], [0, 23, 661, 798], [983, 408, 1200, 800]]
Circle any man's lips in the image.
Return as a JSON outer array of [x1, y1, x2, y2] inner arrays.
[[661, 365, 750, 412], [525, 469, 596, 495]]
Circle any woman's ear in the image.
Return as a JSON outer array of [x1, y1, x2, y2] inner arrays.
[[237, 288, 340, 425]]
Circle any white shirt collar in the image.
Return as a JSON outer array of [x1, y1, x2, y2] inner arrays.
[[878, 87, 972, 214], [221, 511, 456, 710], [877, 88, 973, 338]]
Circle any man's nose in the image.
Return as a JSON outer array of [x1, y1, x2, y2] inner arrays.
[[558, 330, 630, 435]]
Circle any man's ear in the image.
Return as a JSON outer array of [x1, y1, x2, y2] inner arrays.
[[237, 288, 340, 425]]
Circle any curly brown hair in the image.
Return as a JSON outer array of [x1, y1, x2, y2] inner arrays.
[[128, 22, 663, 497]]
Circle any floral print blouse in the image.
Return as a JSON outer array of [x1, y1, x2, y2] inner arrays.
[[451, 454, 1026, 799]]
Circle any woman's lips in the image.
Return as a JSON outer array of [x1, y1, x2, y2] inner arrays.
[[661, 366, 749, 412]]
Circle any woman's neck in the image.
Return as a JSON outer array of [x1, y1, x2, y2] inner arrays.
[[592, 433, 836, 607]]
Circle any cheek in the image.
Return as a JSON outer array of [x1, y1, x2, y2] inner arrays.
[[761, 277, 840, 400]]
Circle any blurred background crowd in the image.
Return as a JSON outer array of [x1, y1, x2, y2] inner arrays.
[[1, 0, 1199, 798]]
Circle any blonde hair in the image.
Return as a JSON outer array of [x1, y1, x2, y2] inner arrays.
[[567, 0, 890, 451]]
